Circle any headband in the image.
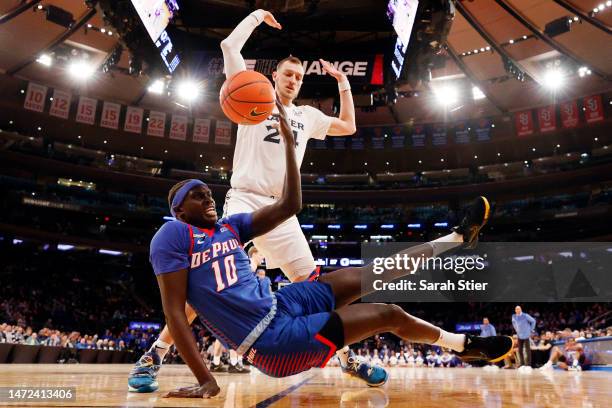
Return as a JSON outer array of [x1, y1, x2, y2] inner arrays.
[[170, 179, 207, 217]]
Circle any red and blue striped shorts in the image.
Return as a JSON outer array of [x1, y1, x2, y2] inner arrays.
[[245, 281, 338, 378]]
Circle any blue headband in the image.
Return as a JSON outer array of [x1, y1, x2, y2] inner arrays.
[[170, 179, 207, 217]]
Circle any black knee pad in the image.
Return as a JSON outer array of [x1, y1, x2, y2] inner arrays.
[[317, 311, 344, 349]]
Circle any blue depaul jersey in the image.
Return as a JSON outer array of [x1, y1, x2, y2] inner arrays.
[[149, 213, 275, 352]]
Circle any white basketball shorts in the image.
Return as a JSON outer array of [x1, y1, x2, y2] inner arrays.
[[222, 188, 314, 281]]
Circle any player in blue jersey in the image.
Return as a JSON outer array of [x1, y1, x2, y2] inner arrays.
[[151, 101, 513, 398]]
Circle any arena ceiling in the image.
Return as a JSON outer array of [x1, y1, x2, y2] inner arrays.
[[0, 0, 611, 126]]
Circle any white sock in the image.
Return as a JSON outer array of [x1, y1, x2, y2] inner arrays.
[[229, 350, 238, 366], [429, 233, 463, 257], [433, 330, 465, 352], [149, 339, 170, 362], [213, 355, 221, 365], [336, 346, 350, 366]]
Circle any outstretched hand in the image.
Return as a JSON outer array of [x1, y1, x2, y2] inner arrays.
[[163, 380, 220, 399], [319, 59, 346, 82], [258, 10, 282, 29]]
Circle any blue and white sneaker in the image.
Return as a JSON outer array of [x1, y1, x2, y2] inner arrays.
[[128, 351, 161, 393], [341, 354, 388, 387]]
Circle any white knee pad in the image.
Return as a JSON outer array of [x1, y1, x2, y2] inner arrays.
[[280, 255, 316, 282]]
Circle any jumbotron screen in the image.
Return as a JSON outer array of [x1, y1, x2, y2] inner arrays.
[[130, 0, 178, 42], [387, 0, 419, 46]]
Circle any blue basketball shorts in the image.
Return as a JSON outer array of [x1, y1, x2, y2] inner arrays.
[[245, 280, 338, 378]]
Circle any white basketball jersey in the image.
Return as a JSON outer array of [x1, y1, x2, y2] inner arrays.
[[231, 104, 331, 197]]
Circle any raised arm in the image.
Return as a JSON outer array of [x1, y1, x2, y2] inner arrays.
[[157, 270, 220, 398], [220, 9, 281, 78], [250, 100, 301, 238], [320, 59, 357, 136]]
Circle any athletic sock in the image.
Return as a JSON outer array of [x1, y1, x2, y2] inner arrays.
[[429, 233, 463, 257], [336, 346, 350, 366], [149, 339, 170, 362], [433, 330, 465, 352], [213, 355, 221, 365], [229, 350, 238, 366]]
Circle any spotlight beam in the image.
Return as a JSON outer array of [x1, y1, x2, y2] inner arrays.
[[7, 7, 96, 75], [494, 0, 610, 81]]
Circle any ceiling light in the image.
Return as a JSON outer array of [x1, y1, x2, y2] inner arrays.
[[36, 54, 53, 67], [472, 86, 485, 100], [68, 60, 95, 80], [148, 79, 165, 94], [542, 69, 565, 90], [509, 39, 514, 44], [434, 85, 459, 106], [177, 80, 200, 102]]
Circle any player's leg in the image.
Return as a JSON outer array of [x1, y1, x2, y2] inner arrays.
[[330, 302, 513, 367], [227, 349, 250, 373], [128, 303, 198, 392], [209, 339, 227, 372], [319, 196, 490, 308]]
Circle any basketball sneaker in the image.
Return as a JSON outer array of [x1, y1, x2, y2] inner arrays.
[[457, 334, 513, 363], [127, 351, 161, 393], [228, 362, 251, 373], [210, 362, 227, 372], [341, 354, 388, 387], [452, 196, 491, 249]]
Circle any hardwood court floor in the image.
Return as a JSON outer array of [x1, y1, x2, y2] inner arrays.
[[0, 364, 610, 407]]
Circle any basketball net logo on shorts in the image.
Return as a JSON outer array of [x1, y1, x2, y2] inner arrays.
[[190, 238, 240, 268]]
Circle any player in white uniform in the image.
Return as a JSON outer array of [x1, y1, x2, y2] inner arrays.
[[128, 8, 369, 392]]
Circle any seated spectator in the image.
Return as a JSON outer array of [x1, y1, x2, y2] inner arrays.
[[24, 332, 39, 345], [440, 350, 456, 368], [540, 338, 590, 371]]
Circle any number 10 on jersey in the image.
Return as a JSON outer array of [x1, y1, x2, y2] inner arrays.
[[212, 254, 238, 292]]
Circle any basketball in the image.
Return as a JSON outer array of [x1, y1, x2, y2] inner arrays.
[[219, 70, 275, 125]]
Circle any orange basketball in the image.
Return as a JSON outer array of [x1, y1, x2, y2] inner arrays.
[[219, 70, 275, 125]]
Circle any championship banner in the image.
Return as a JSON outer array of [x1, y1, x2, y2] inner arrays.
[[583, 95, 604, 123], [370, 127, 384, 149], [515, 110, 534, 137], [391, 126, 405, 148], [454, 122, 470, 144], [537, 105, 556, 133], [124, 106, 144, 134], [193, 118, 211, 143], [560, 100, 579, 129], [475, 118, 492, 141], [169, 114, 188, 141], [49, 89, 71, 119], [75, 96, 97, 125], [332, 137, 346, 149], [147, 111, 166, 138], [214, 119, 232, 145], [23, 82, 47, 112], [350, 129, 365, 150], [100, 102, 121, 130], [431, 124, 447, 146], [411, 124, 427, 147]]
